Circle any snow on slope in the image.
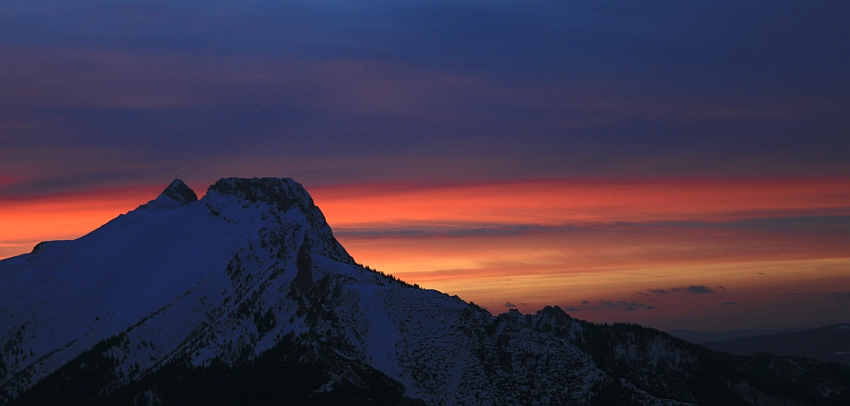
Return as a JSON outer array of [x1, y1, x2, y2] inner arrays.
[[0, 178, 599, 404], [0, 178, 341, 397], [1, 177, 727, 406]]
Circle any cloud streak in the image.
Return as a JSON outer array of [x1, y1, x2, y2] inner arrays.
[[567, 300, 656, 312], [643, 286, 716, 296], [314, 178, 850, 226], [828, 292, 850, 301]]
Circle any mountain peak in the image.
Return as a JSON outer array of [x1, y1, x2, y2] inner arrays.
[[208, 177, 311, 209], [160, 178, 198, 206], [205, 177, 354, 265]]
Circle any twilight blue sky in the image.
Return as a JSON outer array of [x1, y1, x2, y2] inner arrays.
[[1, 0, 848, 196]]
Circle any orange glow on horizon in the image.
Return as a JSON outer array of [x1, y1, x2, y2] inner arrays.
[[310, 177, 850, 226], [309, 177, 850, 330], [0, 186, 161, 258], [1, 177, 848, 332]]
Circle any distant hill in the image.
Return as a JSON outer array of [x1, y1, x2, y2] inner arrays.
[[667, 328, 807, 345], [700, 324, 850, 365]]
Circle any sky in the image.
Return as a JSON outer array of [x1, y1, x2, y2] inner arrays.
[[1, 0, 848, 332]]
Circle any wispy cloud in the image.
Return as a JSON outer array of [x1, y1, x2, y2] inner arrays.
[[569, 299, 656, 312], [828, 292, 850, 301], [642, 285, 715, 295], [315, 179, 850, 227], [687, 286, 714, 294], [334, 222, 580, 240], [332, 215, 850, 242]]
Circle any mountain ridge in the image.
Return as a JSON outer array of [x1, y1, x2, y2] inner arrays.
[[2, 177, 848, 405], [701, 324, 850, 366], [666, 328, 809, 345]]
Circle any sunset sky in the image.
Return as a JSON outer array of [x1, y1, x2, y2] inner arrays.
[[1, 1, 848, 333]]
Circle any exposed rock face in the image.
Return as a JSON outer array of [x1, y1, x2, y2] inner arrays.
[[162, 179, 198, 206], [1, 178, 848, 406]]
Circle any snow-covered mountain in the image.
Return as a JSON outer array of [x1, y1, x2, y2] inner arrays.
[[1, 178, 848, 405]]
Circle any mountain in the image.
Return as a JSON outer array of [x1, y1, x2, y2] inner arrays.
[[666, 328, 808, 345], [2, 177, 849, 406], [702, 324, 850, 366]]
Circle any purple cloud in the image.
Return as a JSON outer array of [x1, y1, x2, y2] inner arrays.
[[569, 299, 656, 312], [642, 285, 715, 296]]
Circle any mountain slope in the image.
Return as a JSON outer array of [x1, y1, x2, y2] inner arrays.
[[2, 177, 848, 406], [703, 324, 850, 366]]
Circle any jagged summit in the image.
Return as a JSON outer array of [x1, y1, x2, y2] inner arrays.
[[204, 177, 353, 265], [145, 177, 327, 225], [136, 176, 352, 264], [157, 177, 316, 214], [209, 177, 311, 207], [160, 178, 198, 206]]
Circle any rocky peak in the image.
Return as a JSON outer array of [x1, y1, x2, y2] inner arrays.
[[160, 179, 198, 206], [206, 177, 354, 265], [206, 177, 333, 232], [208, 177, 312, 210]]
